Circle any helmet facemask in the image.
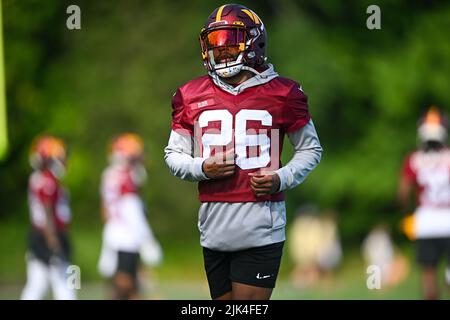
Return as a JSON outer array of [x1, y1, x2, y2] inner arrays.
[[200, 25, 260, 78], [47, 157, 67, 178], [418, 123, 447, 145], [29, 136, 67, 176]]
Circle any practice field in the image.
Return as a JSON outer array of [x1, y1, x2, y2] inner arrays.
[[0, 273, 447, 300], [0, 221, 449, 300], [1, 254, 449, 300]]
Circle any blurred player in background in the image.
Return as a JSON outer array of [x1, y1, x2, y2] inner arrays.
[[362, 224, 409, 288], [165, 4, 322, 300], [21, 135, 76, 300], [398, 106, 450, 299], [288, 206, 342, 289], [98, 133, 162, 300]]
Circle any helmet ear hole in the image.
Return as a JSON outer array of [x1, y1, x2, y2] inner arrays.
[[258, 42, 265, 49], [256, 57, 264, 65]]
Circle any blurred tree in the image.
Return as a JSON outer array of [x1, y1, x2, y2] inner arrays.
[[2, 0, 67, 220]]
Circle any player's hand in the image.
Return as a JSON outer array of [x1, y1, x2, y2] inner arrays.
[[202, 148, 236, 179], [249, 172, 281, 197]]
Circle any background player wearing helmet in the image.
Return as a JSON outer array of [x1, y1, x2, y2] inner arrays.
[[98, 133, 162, 300], [398, 107, 450, 299], [165, 4, 322, 300], [21, 135, 76, 300]]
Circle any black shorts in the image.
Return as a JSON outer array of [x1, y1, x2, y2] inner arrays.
[[28, 228, 71, 264], [203, 241, 284, 299], [416, 237, 450, 267], [117, 251, 140, 278]]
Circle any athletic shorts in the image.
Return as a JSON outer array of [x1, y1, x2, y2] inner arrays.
[[202, 241, 284, 299], [416, 237, 450, 268], [28, 228, 71, 264], [117, 251, 140, 278]]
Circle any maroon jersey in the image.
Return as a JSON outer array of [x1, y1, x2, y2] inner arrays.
[[402, 148, 450, 208], [171, 75, 311, 202], [101, 164, 140, 220], [28, 169, 71, 231]]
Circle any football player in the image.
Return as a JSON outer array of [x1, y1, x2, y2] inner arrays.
[[98, 133, 162, 300], [398, 107, 450, 299], [164, 4, 322, 300], [21, 135, 76, 300]]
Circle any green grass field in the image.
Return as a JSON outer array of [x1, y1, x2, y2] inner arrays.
[[1, 220, 449, 300]]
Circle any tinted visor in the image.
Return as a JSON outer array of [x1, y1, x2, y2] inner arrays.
[[204, 28, 246, 49]]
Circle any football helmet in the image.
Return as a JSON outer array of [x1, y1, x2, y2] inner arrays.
[[417, 106, 448, 144], [199, 4, 267, 78], [109, 133, 144, 163], [109, 133, 147, 185], [29, 135, 67, 173]]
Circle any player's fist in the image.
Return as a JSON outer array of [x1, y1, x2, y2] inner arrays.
[[249, 172, 281, 197], [202, 148, 236, 179]]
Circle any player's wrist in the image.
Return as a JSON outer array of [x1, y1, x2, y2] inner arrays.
[[201, 158, 215, 179], [272, 173, 281, 193], [274, 168, 287, 192], [195, 157, 210, 180], [201, 160, 208, 176]]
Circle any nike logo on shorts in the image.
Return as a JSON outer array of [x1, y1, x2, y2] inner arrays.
[[256, 273, 273, 279]]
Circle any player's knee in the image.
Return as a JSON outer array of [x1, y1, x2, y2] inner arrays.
[[113, 272, 136, 299], [232, 288, 272, 300]]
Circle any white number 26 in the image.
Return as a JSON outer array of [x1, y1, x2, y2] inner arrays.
[[198, 109, 272, 170]]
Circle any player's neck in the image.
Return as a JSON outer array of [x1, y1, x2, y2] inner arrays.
[[220, 70, 254, 86]]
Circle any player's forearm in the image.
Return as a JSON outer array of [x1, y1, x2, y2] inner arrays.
[[100, 201, 109, 223], [43, 205, 60, 252], [164, 130, 209, 182], [397, 177, 413, 213], [276, 120, 322, 191]]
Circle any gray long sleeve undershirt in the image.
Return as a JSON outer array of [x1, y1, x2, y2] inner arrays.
[[164, 119, 322, 190], [164, 120, 322, 250]]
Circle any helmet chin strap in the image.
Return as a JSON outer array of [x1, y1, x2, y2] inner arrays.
[[211, 50, 254, 78], [215, 64, 243, 78], [214, 65, 261, 81], [241, 65, 261, 76]]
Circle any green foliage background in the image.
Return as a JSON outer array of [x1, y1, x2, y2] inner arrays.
[[1, 0, 450, 281]]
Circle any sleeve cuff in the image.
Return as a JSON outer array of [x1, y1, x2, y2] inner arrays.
[[193, 157, 209, 181], [275, 167, 293, 192]]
